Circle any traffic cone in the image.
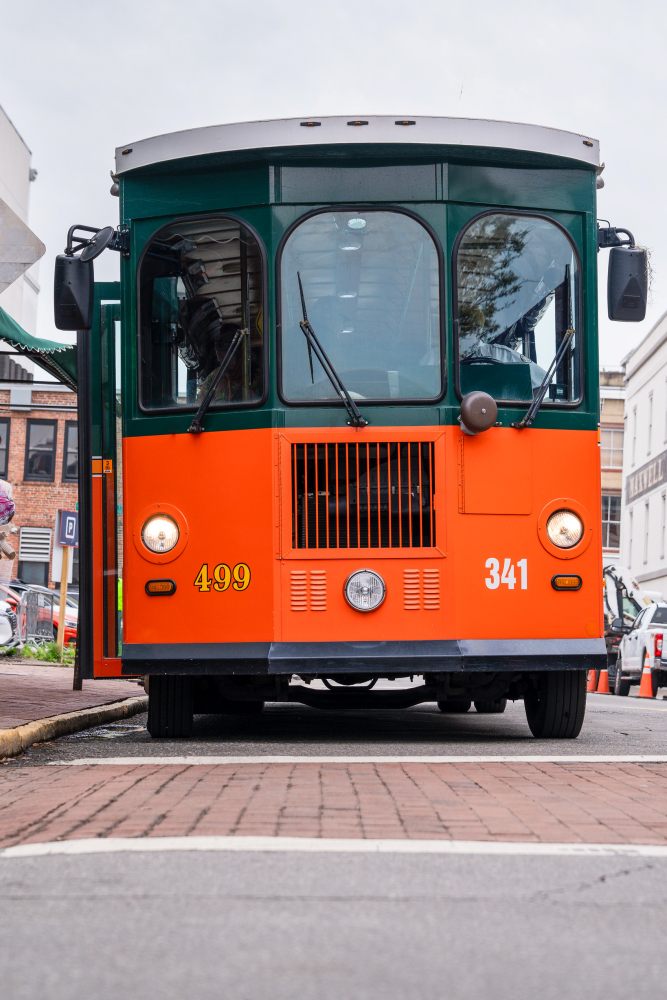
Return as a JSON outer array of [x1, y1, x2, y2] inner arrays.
[[638, 650, 655, 699], [587, 669, 598, 693], [597, 668, 610, 694]]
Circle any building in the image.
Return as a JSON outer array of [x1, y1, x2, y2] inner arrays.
[[0, 104, 78, 590], [0, 104, 40, 336], [0, 379, 78, 587], [600, 368, 625, 562], [620, 309, 667, 597]]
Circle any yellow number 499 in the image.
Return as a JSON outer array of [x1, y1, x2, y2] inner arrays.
[[194, 562, 251, 593]]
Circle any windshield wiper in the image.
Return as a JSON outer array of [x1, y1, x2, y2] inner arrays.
[[513, 325, 575, 429], [296, 272, 368, 428], [514, 266, 575, 429], [188, 327, 248, 433]]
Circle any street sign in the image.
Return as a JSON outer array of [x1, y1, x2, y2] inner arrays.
[[0, 198, 45, 292], [58, 509, 79, 547]]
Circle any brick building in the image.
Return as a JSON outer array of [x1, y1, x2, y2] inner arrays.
[[0, 373, 78, 588]]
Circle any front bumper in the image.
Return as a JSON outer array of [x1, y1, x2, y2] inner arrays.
[[122, 638, 607, 676]]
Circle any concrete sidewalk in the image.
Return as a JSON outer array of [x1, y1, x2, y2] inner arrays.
[[0, 659, 146, 759]]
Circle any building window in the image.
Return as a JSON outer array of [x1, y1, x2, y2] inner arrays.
[[628, 510, 633, 565], [601, 428, 624, 469], [601, 494, 621, 551], [62, 422, 78, 482], [18, 526, 52, 587], [0, 419, 9, 478], [648, 392, 654, 455], [632, 406, 637, 465], [24, 420, 57, 482], [644, 500, 650, 565]]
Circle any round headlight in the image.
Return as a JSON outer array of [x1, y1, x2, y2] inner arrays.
[[344, 569, 386, 613], [141, 515, 179, 554], [546, 510, 583, 549]]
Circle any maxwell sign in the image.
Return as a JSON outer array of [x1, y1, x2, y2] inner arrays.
[[626, 450, 667, 503]]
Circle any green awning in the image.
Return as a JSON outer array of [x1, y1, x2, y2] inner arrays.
[[0, 306, 77, 389]]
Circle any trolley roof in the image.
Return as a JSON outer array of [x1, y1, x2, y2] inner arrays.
[[115, 115, 600, 175]]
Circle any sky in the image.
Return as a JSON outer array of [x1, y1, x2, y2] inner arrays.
[[1, 0, 666, 366]]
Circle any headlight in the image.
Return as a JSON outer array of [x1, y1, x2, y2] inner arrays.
[[344, 569, 386, 613], [141, 515, 180, 554], [546, 510, 583, 549]]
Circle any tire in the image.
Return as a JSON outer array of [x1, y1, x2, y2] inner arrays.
[[652, 670, 660, 699], [474, 698, 507, 714], [524, 670, 587, 739], [437, 699, 472, 714], [614, 656, 630, 697], [147, 675, 193, 738]]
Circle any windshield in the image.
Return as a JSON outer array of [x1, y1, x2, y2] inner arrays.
[[280, 210, 442, 402], [456, 213, 580, 404], [139, 217, 264, 410]]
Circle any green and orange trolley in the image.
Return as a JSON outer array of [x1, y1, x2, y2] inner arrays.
[[53, 115, 647, 737]]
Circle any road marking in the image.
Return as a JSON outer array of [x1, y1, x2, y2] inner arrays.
[[50, 754, 667, 766], [3, 836, 667, 859]]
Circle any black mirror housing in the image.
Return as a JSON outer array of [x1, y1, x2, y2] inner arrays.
[[607, 245, 648, 322], [54, 254, 94, 330]]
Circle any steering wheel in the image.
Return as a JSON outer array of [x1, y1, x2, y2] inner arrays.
[[460, 356, 506, 365]]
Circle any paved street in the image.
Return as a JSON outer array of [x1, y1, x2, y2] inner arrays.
[[2, 693, 666, 999]]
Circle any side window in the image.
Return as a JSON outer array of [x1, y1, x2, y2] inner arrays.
[[456, 213, 580, 404], [139, 216, 264, 410], [24, 419, 57, 482]]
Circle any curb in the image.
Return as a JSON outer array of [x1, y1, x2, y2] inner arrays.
[[0, 696, 148, 761]]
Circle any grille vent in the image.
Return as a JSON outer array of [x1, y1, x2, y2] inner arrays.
[[291, 441, 436, 550], [403, 568, 441, 611], [290, 570, 328, 611]]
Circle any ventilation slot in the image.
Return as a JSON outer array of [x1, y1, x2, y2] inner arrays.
[[291, 441, 436, 550], [290, 570, 328, 611], [403, 568, 441, 611]]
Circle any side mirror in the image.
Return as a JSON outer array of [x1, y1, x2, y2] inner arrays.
[[54, 254, 93, 330], [607, 246, 648, 322]]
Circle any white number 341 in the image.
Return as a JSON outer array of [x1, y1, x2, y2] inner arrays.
[[485, 558, 528, 591]]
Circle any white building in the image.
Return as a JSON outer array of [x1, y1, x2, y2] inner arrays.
[[0, 104, 40, 333], [620, 309, 667, 597]]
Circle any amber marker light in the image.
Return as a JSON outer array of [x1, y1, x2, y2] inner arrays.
[[145, 579, 177, 596], [551, 575, 583, 591]]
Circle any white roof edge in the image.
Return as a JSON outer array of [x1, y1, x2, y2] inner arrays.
[[115, 115, 600, 176]]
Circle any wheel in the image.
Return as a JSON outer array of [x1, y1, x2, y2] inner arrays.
[[652, 670, 660, 698], [524, 670, 587, 739], [474, 698, 507, 714], [614, 656, 630, 697], [437, 699, 472, 713], [147, 676, 193, 738]]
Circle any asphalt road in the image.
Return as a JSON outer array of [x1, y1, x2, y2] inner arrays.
[[1, 850, 665, 1000], [17, 689, 667, 762]]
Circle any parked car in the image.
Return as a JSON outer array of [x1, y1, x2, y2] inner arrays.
[[0, 597, 20, 650], [611, 602, 667, 697], [0, 581, 78, 645]]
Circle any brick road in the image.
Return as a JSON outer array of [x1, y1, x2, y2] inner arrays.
[[2, 760, 666, 848]]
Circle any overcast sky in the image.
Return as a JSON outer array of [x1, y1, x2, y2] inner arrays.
[[2, 0, 666, 365]]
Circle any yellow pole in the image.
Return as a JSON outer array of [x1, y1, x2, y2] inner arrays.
[[56, 545, 70, 652]]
